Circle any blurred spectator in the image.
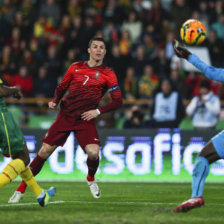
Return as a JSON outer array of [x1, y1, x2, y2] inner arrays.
[[121, 10, 142, 43], [185, 70, 201, 99], [150, 78, 184, 128], [45, 45, 61, 86], [60, 14, 71, 39], [67, 0, 82, 20], [160, 0, 173, 11], [29, 37, 45, 64], [20, 0, 35, 21], [59, 14, 71, 56], [62, 48, 79, 74], [186, 72, 219, 98], [124, 67, 138, 99], [132, 0, 144, 14], [10, 65, 33, 97], [19, 0, 36, 38], [211, 14, 224, 42], [142, 33, 157, 60], [186, 80, 221, 130], [104, 0, 127, 25], [209, 0, 224, 24], [0, 45, 16, 74], [194, 1, 210, 32], [138, 64, 158, 99], [107, 44, 126, 88], [19, 49, 37, 75], [203, 29, 224, 67], [123, 105, 145, 128], [118, 30, 132, 67], [119, 30, 132, 56], [33, 65, 53, 97], [0, 10, 11, 48], [165, 31, 175, 60], [7, 27, 26, 60], [12, 11, 30, 41], [104, 0, 118, 22], [170, 0, 192, 34], [78, 15, 97, 57], [170, 69, 185, 95], [103, 22, 118, 46], [146, 0, 168, 34], [153, 47, 170, 79], [67, 15, 83, 49], [44, 17, 64, 47], [33, 15, 47, 38], [0, 0, 17, 23], [131, 44, 148, 79], [39, 0, 61, 26]]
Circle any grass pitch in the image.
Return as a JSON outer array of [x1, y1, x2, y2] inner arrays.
[[0, 182, 224, 224]]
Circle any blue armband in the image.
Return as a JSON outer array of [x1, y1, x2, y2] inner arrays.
[[108, 85, 120, 92]]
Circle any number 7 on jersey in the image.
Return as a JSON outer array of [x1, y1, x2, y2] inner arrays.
[[83, 75, 89, 85]]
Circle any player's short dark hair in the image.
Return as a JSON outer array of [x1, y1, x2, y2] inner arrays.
[[88, 36, 106, 48]]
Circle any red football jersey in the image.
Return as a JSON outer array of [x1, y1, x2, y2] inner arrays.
[[53, 61, 122, 119]]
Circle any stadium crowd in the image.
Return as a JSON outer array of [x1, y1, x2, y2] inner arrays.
[[1, 0, 224, 128]]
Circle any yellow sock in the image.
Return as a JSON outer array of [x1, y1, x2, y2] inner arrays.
[[20, 167, 42, 197], [0, 159, 25, 189]]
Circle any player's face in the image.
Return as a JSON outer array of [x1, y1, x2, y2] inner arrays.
[[88, 41, 106, 62]]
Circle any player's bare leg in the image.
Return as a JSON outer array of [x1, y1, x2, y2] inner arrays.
[[85, 144, 100, 198], [9, 143, 57, 203], [173, 141, 220, 212]]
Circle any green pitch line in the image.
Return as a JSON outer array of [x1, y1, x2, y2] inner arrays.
[[2, 200, 224, 208], [0, 182, 224, 224], [0, 200, 177, 207]]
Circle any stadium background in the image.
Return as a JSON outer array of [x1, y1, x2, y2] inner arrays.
[[1, 0, 224, 182]]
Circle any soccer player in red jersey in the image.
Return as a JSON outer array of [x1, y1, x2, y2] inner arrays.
[[9, 37, 123, 202]]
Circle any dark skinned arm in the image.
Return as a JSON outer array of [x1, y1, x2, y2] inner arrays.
[[0, 85, 23, 99]]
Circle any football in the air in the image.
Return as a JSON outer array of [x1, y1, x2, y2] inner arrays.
[[180, 19, 206, 45]]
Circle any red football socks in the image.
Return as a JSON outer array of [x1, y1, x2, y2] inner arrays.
[[86, 157, 99, 181], [17, 154, 46, 193], [87, 174, 95, 182]]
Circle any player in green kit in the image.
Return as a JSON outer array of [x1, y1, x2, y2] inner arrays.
[[0, 77, 55, 206]]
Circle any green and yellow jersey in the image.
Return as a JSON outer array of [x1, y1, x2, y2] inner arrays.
[[0, 78, 7, 112], [0, 78, 25, 157]]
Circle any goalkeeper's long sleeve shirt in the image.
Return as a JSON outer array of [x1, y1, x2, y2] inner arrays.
[[189, 54, 224, 82]]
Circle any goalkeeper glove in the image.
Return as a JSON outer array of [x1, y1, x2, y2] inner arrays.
[[173, 39, 192, 59]]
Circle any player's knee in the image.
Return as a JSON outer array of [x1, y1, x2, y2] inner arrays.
[[14, 148, 30, 166], [86, 145, 99, 160], [23, 156, 30, 166], [89, 152, 99, 160], [39, 143, 56, 159], [88, 150, 99, 160]]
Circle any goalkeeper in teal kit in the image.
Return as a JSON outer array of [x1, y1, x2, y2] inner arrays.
[[173, 40, 224, 212]]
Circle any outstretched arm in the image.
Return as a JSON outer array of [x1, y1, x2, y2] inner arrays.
[[173, 40, 224, 82], [188, 54, 224, 82], [0, 85, 22, 99]]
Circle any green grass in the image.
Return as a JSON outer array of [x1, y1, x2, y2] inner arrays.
[[1, 182, 224, 224]]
